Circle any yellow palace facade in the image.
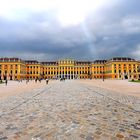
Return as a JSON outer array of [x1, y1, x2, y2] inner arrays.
[[0, 57, 140, 80], [0, 58, 26, 80]]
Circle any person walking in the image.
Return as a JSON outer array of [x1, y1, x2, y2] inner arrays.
[[5, 79, 8, 86]]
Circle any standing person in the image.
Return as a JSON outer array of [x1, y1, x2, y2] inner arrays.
[[39, 78, 41, 83], [46, 79, 49, 84], [26, 79, 28, 84], [5, 79, 8, 86], [35, 78, 37, 83]]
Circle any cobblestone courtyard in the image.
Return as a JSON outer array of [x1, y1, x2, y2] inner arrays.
[[0, 80, 140, 140]]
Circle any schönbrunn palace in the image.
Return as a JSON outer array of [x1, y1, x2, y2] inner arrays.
[[0, 57, 140, 80]]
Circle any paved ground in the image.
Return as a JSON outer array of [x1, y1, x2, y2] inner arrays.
[[0, 80, 48, 99], [80, 80, 140, 97], [0, 80, 140, 140]]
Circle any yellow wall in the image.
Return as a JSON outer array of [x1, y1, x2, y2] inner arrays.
[[105, 61, 140, 79], [91, 63, 105, 79], [26, 64, 43, 79], [0, 60, 26, 80]]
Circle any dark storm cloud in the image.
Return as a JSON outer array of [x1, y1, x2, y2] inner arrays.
[[0, 0, 140, 60], [85, 0, 140, 59]]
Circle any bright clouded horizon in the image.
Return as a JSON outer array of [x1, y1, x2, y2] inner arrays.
[[0, 0, 140, 61]]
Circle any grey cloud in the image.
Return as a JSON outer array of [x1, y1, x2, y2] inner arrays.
[[0, 0, 140, 60]]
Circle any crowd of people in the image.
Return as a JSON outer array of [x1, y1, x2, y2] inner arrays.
[[27, 78, 49, 85], [0, 78, 50, 86], [1, 77, 69, 86]]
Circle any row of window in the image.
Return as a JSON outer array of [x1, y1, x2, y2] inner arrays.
[[27, 67, 89, 70], [43, 67, 89, 70], [92, 71, 104, 74], [93, 66, 104, 69], [0, 70, 26, 74], [27, 72, 39, 74], [114, 69, 137, 73], [0, 65, 18, 69], [28, 71, 90, 75], [27, 66, 39, 69], [114, 64, 137, 67], [59, 61, 74, 64], [0, 70, 18, 74]]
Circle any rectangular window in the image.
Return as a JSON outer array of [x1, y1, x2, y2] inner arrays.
[[119, 70, 121, 73], [4, 65, 7, 69]]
